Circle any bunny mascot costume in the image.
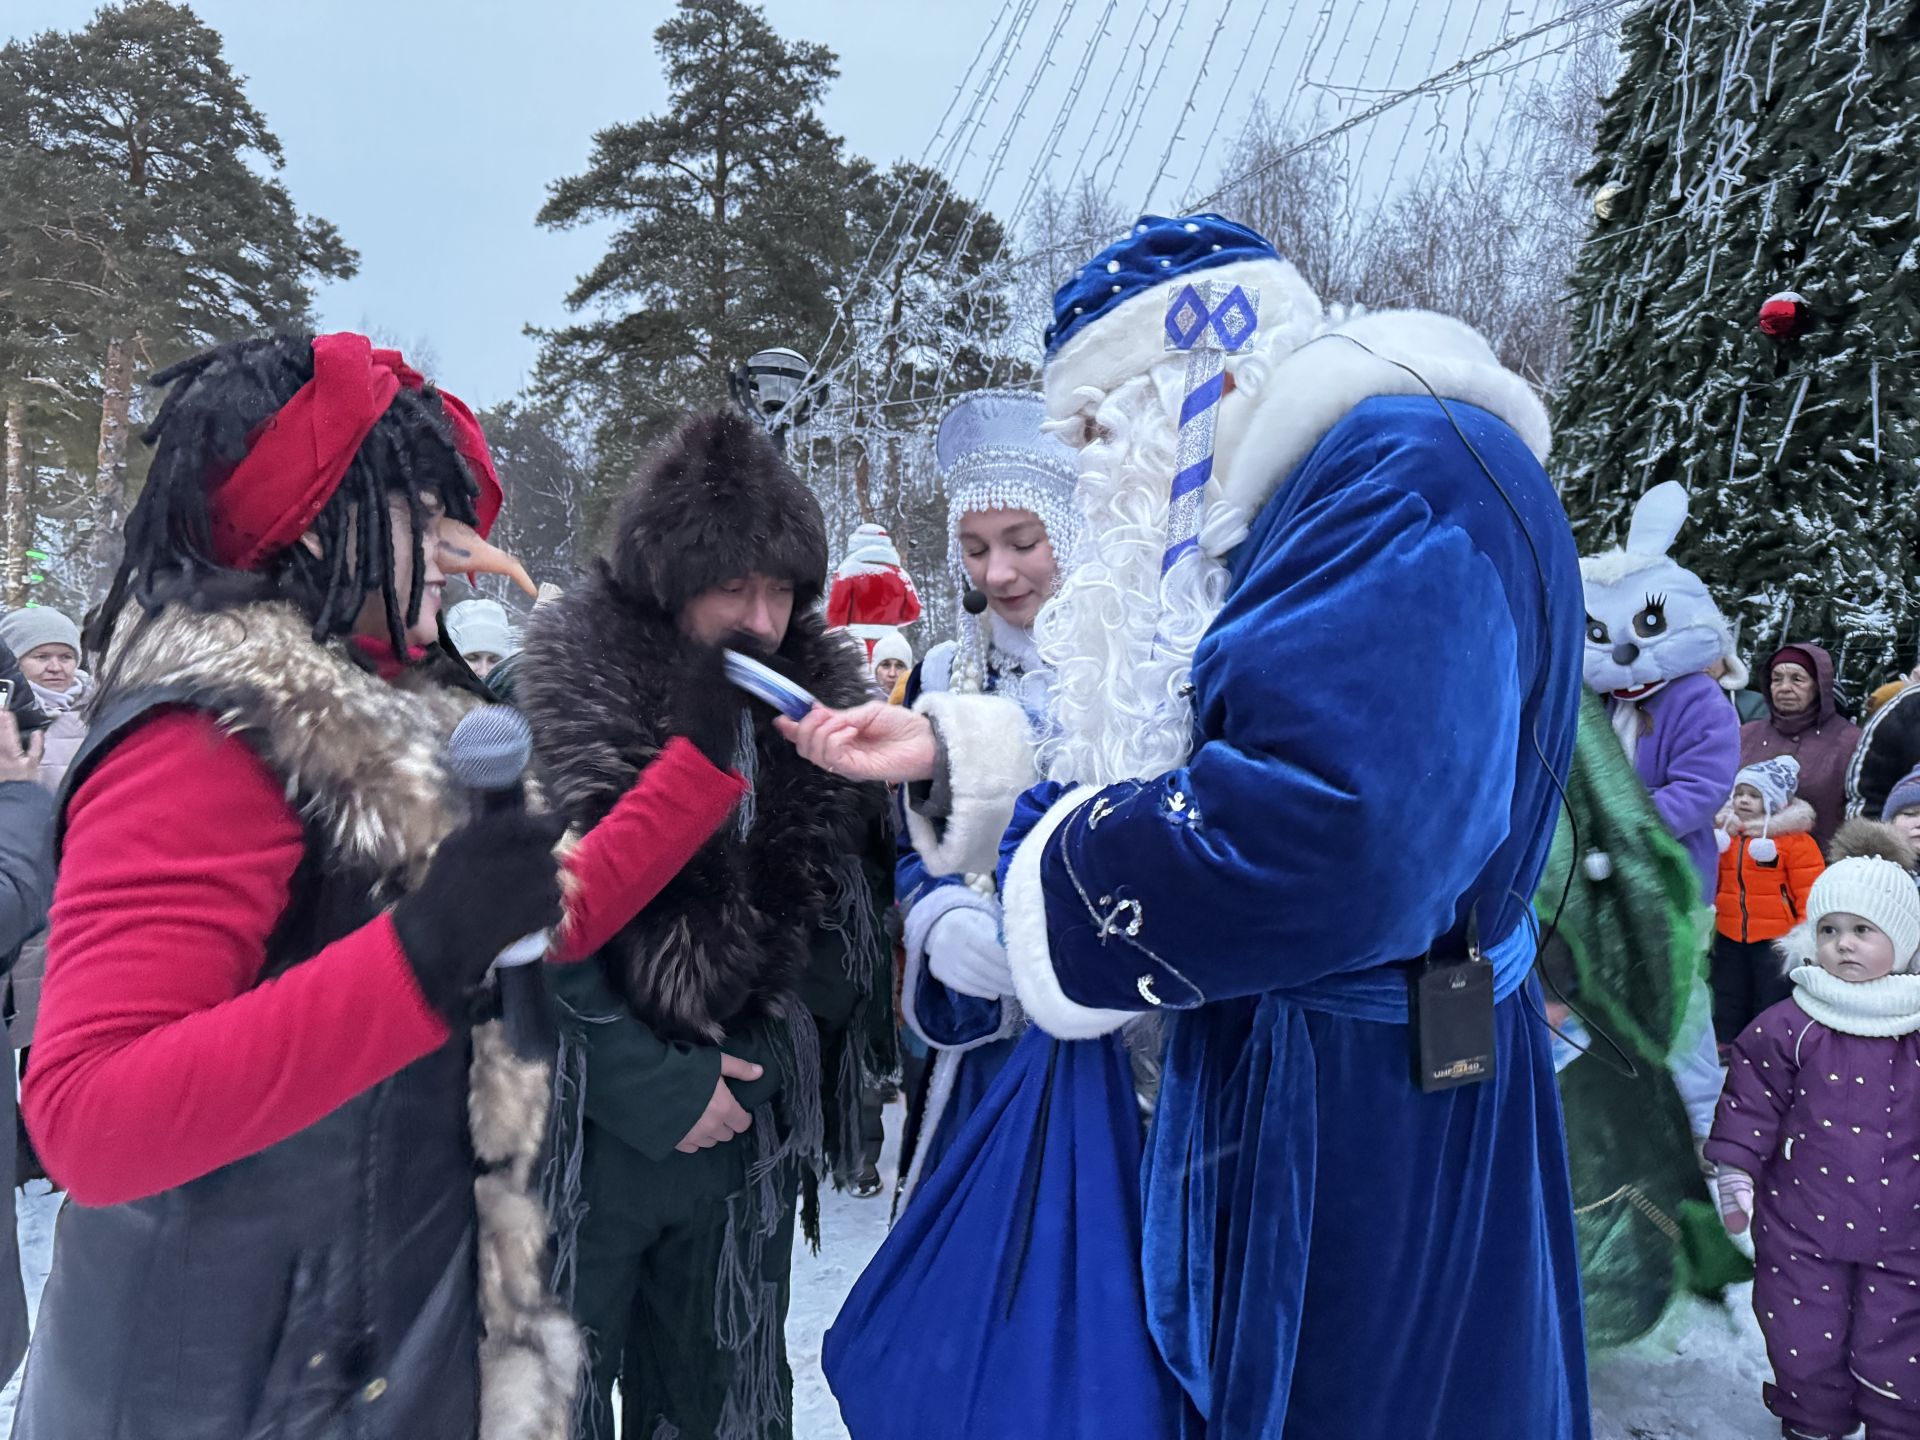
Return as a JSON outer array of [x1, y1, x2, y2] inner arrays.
[[1579, 481, 1742, 1137]]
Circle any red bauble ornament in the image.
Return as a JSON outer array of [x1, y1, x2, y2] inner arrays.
[[1757, 290, 1810, 340]]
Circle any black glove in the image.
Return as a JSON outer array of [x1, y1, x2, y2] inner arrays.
[[391, 809, 569, 1023], [670, 640, 752, 769]]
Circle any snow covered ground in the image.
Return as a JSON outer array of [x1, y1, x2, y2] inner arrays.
[[0, 1103, 1784, 1439]]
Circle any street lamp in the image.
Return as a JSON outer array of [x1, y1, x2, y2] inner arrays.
[[730, 346, 823, 447]]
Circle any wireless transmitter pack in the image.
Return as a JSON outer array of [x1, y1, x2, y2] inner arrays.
[[1408, 909, 1497, 1093]]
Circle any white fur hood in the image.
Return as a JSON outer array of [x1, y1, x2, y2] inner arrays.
[[1212, 307, 1551, 537]]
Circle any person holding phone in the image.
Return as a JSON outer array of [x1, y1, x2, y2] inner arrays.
[[0, 701, 55, 1385]]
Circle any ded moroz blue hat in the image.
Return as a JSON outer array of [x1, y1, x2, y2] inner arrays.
[[1040, 214, 1322, 420]]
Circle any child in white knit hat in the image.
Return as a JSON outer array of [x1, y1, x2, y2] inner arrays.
[[1705, 856, 1920, 1440]]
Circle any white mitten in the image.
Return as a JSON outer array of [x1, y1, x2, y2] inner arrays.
[[1714, 1167, 1755, 1236], [927, 906, 1015, 1000]]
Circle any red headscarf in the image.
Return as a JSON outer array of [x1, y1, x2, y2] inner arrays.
[[206, 333, 503, 571]]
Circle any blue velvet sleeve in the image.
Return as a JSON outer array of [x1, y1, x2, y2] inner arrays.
[[1035, 476, 1524, 1012]]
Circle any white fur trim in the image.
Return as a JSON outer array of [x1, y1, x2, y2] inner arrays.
[[1001, 784, 1140, 1040], [1215, 309, 1552, 533], [1044, 258, 1323, 420], [1776, 921, 1817, 973], [470, 1022, 583, 1439], [899, 884, 1015, 1053], [905, 690, 1037, 877]]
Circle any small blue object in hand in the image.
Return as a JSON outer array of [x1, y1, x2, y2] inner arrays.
[[722, 649, 818, 721]]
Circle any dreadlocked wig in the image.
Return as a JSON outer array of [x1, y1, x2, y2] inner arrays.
[[92, 334, 481, 660]]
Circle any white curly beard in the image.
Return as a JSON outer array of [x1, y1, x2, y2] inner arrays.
[[1034, 359, 1232, 788]]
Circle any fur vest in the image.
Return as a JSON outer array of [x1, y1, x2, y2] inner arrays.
[[519, 584, 878, 1044], [19, 602, 578, 1440]]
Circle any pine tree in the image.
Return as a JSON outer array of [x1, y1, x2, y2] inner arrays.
[[475, 402, 590, 600], [1554, 0, 1920, 695], [828, 161, 1016, 526], [0, 0, 357, 595], [532, 0, 859, 490]]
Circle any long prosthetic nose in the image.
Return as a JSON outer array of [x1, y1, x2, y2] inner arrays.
[[438, 518, 538, 599]]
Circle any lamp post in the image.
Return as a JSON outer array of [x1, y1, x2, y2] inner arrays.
[[729, 346, 822, 449]]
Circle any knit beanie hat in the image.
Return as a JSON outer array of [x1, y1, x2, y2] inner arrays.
[[869, 627, 913, 675], [446, 598, 514, 660], [1734, 754, 1800, 815], [1807, 857, 1920, 972], [0, 607, 82, 660], [1884, 766, 1920, 823]]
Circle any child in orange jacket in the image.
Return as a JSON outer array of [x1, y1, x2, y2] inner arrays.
[[1712, 754, 1825, 1042]]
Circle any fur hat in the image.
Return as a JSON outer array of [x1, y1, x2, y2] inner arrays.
[[604, 411, 828, 617], [1884, 766, 1920, 823], [1829, 818, 1920, 870], [1807, 857, 1920, 971]]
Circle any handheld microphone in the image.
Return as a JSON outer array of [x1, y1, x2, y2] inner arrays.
[[446, 705, 558, 1061], [962, 587, 990, 616]]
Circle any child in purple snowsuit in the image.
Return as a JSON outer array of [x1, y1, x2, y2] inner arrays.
[[1708, 856, 1920, 1440]]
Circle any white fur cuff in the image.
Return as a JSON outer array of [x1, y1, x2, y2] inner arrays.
[[904, 690, 1037, 878], [1002, 784, 1139, 1040]]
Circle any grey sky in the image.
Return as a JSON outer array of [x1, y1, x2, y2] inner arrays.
[[6, 1, 1588, 407]]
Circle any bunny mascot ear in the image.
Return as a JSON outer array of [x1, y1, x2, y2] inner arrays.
[[1626, 480, 1690, 558]]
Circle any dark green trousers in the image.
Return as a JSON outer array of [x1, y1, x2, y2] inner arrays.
[[572, 1120, 798, 1440]]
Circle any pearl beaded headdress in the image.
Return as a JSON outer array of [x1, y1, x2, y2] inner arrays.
[[937, 389, 1083, 695]]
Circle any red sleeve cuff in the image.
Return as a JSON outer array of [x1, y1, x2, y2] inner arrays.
[[551, 736, 748, 963]]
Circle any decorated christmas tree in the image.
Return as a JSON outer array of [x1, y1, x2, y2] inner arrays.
[[1554, 0, 1920, 695]]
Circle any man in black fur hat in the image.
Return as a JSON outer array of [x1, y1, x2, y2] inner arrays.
[[519, 412, 894, 1440]]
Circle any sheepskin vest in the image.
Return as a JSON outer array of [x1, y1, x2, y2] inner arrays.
[[12, 603, 579, 1440]]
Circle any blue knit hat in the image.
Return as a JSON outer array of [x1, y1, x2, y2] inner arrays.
[[1884, 766, 1920, 822]]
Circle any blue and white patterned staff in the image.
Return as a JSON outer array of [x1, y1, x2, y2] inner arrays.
[[1161, 279, 1260, 571]]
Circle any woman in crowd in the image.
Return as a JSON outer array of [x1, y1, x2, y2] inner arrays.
[[1740, 642, 1859, 846], [0, 608, 90, 793], [892, 389, 1080, 1202], [0, 606, 92, 1182]]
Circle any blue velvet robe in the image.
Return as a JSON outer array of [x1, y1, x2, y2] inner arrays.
[[895, 655, 1024, 1190], [1027, 395, 1591, 1438]]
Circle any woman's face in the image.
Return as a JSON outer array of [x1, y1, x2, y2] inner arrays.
[[351, 494, 449, 648], [874, 657, 908, 692], [19, 644, 78, 690], [1772, 662, 1817, 716], [958, 508, 1057, 630]]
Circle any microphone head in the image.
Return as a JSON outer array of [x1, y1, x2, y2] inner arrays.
[[448, 705, 534, 793], [962, 587, 990, 616]]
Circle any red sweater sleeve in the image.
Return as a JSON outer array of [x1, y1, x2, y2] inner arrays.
[[552, 736, 747, 962], [23, 711, 451, 1206]]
